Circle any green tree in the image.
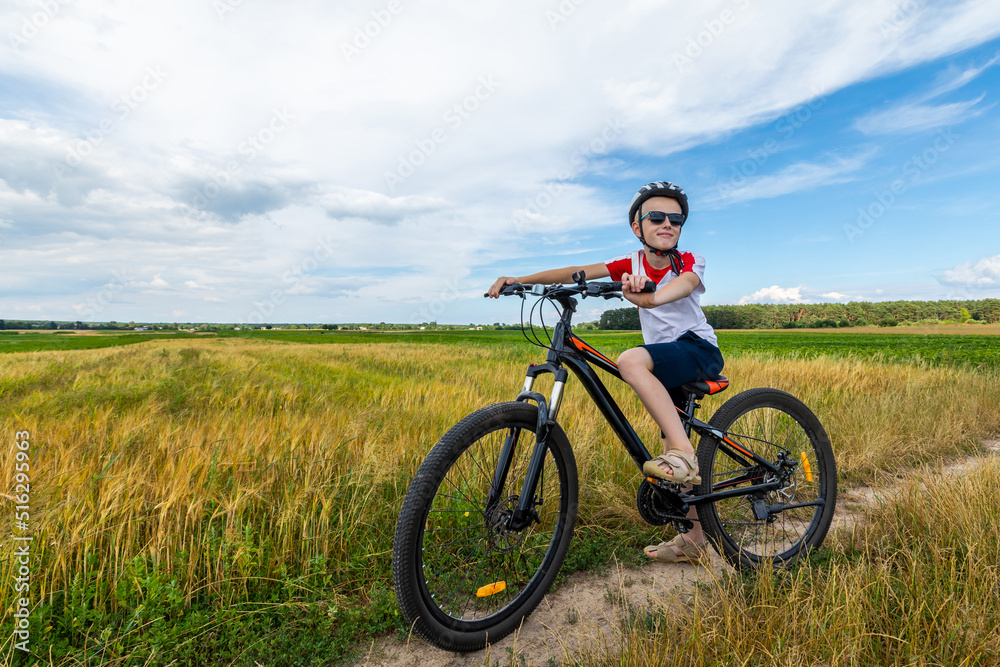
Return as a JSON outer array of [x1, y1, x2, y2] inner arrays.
[[600, 307, 640, 330]]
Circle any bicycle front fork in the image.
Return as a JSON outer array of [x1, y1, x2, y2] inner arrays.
[[487, 364, 568, 531]]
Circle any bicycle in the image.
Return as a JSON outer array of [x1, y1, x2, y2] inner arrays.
[[392, 273, 837, 652]]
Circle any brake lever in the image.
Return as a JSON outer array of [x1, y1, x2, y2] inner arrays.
[[486, 283, 528, 298]]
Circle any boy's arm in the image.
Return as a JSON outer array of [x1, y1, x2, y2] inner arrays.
[[621, 272, 700, 308], [486, 262, 611, 298]]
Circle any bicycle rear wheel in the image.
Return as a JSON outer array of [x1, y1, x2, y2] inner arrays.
[[696, 388, 836, 570], [393, 401, 578, 652]]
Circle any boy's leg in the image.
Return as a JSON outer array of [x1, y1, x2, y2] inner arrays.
[[618, 347, 691, 460], [618, 347, 705, 555]]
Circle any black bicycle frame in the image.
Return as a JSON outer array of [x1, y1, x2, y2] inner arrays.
[[493, 291, 790, 528]]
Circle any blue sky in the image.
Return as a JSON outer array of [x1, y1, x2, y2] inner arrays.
[[1, 1, 999, 325]]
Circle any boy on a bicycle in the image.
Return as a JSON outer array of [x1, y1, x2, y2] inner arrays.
[[487, 181, 724, 564]]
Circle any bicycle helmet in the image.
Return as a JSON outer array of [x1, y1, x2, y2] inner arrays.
[[628, 181, 689, 225], [628, 181, 689, 271]]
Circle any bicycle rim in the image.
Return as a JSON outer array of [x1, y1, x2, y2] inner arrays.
[[417, 408, 572, 627], [700, 391, 833, 566]]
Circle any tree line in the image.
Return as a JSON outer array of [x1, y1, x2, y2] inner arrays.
[[598, 298, 1000, 330]]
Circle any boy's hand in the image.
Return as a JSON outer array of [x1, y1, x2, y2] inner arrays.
[[487, 276, 518, 298], [620, 272, 657, 307]]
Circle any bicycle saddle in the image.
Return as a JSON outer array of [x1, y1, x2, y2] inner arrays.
[[681, 375, 729, 397]]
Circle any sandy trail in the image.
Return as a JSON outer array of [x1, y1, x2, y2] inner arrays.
[[360, 441, 1000, 667]]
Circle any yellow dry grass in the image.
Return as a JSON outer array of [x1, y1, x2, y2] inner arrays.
[[599, 457, 1000, 666]]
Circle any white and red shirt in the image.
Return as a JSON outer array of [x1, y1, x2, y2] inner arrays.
[[605, 249, 718, 347]]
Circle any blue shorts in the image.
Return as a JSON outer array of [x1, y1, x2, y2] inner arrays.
[[641, 331, 725, 393]]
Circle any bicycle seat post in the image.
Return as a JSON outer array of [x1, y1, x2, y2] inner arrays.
[[682, 392, 699, 437]]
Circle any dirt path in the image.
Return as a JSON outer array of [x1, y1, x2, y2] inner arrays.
[[360, 441, 1000, 667]]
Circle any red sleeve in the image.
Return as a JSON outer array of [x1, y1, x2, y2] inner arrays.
[[605, 256, 631, 281], [678, 251, 696, 274]]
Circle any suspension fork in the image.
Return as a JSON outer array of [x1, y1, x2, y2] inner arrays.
[[486, 363, 568, 530]]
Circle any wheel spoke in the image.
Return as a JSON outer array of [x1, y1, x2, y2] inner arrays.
[[697, 390, 836, 569], [397, 402, 576, 637]]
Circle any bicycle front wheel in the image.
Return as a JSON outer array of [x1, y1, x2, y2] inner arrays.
[[392, 401, 578, 652], [696, 388, 837, 570]]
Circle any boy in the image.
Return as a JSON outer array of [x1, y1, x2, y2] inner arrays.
[[487, 181, 724, 564]]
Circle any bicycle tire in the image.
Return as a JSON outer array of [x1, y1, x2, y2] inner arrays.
[[393, 401, 578, 652], [695, 388, 837, 570]]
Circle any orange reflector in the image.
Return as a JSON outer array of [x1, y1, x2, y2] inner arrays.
[[476, 581, 507, 598], [646, 477, 657, 483], [800, 452, 813, 482]]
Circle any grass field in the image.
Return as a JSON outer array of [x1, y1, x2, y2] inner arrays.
[[1, 330, 998, 664], [607, 458, 1000, 666], [5, 326, 1000, 370], [0, 331, 201, 354]]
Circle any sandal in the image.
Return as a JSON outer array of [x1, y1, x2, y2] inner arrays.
[[643, 533, 710, 564], [642, 449, 701, 485]]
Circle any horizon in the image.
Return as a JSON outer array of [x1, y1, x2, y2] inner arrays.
[[3, 293, 997, 328]]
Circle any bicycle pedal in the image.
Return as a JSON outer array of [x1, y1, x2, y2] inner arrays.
[[647, 477, 683, 492]]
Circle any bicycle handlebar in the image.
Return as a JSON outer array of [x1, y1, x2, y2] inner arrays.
[[491, 279, 656, 299]]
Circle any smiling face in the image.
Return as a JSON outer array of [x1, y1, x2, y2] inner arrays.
[[631, 195, 683, 251]]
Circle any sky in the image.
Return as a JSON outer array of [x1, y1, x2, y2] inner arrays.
[[1, 0, 999, 326]]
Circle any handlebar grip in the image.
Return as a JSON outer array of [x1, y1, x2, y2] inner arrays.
[[609, 281, 656, 293]]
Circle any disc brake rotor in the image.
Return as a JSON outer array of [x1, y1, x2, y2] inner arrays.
[[486, 496, 527, 554]]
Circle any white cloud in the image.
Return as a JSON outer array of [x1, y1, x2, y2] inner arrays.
[[820, 292, 850, 301], [854, 52, 999, 135], [739, 285, 806, 305], [709, 149, 876, 206], [854, 96, 988, 135], [923, 53, 1000, 99], [940, 254, 1000, 288], [3, 0, 1000, 321]]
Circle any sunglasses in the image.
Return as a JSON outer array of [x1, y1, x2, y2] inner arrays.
[[639, 211, 685, 227]]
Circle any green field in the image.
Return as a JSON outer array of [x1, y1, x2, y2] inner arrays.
[[0, 331, 200, 353], [4, 328, 999, 370]]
